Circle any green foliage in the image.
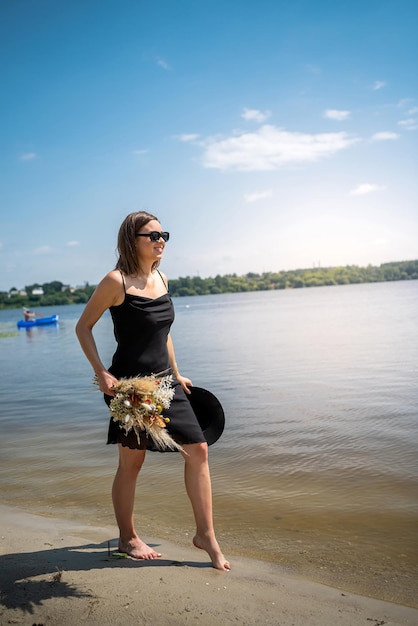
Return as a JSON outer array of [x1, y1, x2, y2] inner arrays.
[[0, 282, 96, 309], [0, 261, 417, 309], [168, 260, 418, 297]]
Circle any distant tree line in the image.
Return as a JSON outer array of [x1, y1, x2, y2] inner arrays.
[[168, 260, 418, 297], [0, 281, 96, 309], [0, 260, 417, 309]]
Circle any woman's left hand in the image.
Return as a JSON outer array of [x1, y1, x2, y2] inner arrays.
[[176, 373, 192, 394]]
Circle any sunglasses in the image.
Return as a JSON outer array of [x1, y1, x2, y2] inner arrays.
[[135, 231, 170, 242]]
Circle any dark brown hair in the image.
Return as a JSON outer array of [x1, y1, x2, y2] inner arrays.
[[115, 211, 160, 275]]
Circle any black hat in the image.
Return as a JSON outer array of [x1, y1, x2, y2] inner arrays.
[[187, 386, 225, 446]]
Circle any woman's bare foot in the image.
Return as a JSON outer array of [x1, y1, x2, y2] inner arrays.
[[193, 534, 230, 571], [119, 535, 161, 560]]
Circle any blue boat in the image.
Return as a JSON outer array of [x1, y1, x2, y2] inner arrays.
[[17, 314, 59, 329]]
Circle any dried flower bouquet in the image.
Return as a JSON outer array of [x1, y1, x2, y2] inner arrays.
[[94, 373, 183, 452]]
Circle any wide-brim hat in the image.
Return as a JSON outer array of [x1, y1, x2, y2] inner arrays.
[[186, 386, 225, 446]]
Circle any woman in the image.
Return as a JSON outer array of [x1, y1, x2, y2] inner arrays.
[[76, 211, 230, 571]]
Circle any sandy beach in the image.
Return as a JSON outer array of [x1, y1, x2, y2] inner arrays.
[[0, 505, 417, 626]]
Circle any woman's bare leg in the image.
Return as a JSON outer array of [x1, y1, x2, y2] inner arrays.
[[182, 443, 230, 571], [112, 444, 161, 559]]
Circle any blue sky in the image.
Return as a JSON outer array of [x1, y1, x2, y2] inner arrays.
[[1, 0, 417, 291]]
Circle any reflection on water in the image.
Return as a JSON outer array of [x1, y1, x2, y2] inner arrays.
[[0, 282, 417, 606], [20, 324, 61, 340]]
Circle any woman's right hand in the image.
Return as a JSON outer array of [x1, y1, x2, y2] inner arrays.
[[95, 370, 119, 396]]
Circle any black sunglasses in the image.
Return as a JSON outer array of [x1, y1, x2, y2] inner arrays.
[[135, 231, 170, 242]]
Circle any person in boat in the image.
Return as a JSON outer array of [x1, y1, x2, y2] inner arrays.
[[23, 308, 36, 322], [75, 211, 230, 571]]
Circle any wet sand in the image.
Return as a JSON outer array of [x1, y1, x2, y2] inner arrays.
[[1, 505, 417, 626]]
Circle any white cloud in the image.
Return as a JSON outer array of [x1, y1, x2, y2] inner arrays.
[[175, 133, 200, 142], [133, 149, 148, 155], [244, 190, 273, 203], [241, 108, 271, 123], [66, 241, 80, 247], [397, 98, 414, 109], [370, 131, 399, 141], [324, 109, 351, 121], [350, 183, 385, 196], [201, 125, 360, 171], [156, 57, 170, 70], [34, 245, 53, 255], [407, 106, 418, 115], [398, 118, 418, 130], [20, 152, 37, 160], [372, 80, 387, 90]]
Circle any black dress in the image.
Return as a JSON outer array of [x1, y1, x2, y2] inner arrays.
[[105, 274, 206, 451]]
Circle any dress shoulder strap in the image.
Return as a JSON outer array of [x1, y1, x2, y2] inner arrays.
[[119, 270, 126, 294], [156, 269, 168, 291]]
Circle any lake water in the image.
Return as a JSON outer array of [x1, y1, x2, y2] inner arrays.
[[0, 281, 417, 607]]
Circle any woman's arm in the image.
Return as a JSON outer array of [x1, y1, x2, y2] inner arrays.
[[167, 332, 192, 394], [75, 270, 122, 395]]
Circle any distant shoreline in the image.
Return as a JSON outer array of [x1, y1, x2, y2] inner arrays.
[[1, 259, 417, 309]]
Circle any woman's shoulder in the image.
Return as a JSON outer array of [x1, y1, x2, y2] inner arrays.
[[95, 270, 124, 298], [106, 269, 124, 283], [97, 269, 124, 289], [93, 271, 125, 307], [156, 269, 169, 289], [79, 270, 124, 312], [156, 269, 168, 281]]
